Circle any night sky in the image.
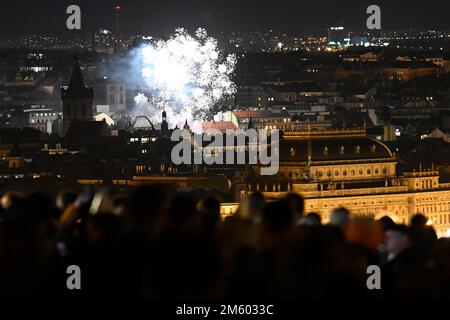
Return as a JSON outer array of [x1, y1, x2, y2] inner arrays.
[[0, 0, 449, 38]]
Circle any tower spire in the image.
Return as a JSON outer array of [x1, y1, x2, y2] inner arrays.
[[68, 56, 86, 92], [248, 117, 254, 130], [183, 119, 191, 131], [61, 56, 94, 136], [161, 110, 168, 134]]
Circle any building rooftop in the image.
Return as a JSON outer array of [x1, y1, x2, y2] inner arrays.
[[279, 136, 393, 163]]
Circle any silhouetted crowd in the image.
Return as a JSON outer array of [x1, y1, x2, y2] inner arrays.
[[0, 185, 449, 299]]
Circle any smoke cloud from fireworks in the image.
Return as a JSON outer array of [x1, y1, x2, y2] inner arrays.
[[132, 28, 236, 129]]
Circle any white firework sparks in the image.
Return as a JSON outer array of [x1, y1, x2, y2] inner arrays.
[[133, 28, 236, 129]]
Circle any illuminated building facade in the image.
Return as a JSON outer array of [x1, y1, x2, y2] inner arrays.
[[221, 128, 450, 237]]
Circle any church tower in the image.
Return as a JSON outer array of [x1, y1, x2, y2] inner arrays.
[[62, 58, 94, 136], [161, 110, 169, 136]]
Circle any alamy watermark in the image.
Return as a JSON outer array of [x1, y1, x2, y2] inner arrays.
[[66, 265, 81, 290], [66, 5, 381, 31], [171, 129, 280, 176], [367, 5, 381, 30], [66, 5, 81, 30], [366, 265, 381, 290]]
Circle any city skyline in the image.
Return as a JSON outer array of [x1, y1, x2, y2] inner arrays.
[[1, 1, 450, 303], [1, 0, 450, 39]]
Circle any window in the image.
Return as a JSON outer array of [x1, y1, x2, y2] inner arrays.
[[335, 170, 339, 176], [343, 170, 347, 176], [367, 169, 371, 175], [351, 169, 356, 175], [359, 169, 363, 175]]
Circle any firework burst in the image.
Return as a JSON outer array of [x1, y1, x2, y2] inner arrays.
[[133, 28, 236, 129]]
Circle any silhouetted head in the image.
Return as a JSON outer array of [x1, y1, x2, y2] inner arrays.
[[0, 192, 55, 256], [262, 200, 294, 235], [284, 193, 304, 222], [411, 214, 428, 229], [298, 212, 322, 226], [384, 224, 411, 260], [238, 192, 265, 221], [247, 192, 265, 220], [329, 207, 350, 227], [378, 215, 395, 231], [198, 196, 221, 232], [167, 193, 200, 232], [127, 184, 168, 232]]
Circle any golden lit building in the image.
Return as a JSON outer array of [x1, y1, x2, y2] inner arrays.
[[222, 128, 450, 237]]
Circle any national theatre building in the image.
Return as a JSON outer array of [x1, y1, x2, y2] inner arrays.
[[222, 128, 450, 237]]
